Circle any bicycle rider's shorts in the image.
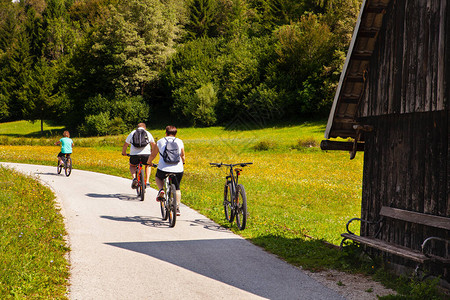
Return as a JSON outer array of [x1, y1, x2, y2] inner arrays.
[[155, 169, 183, 190], [129, 154, 150, 166], [57, 152, 71, 158]]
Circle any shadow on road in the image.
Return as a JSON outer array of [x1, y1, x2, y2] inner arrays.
[[86, 193, 140, 202], [35, 172, 66, 177], [188, 218, 231, 232], [105, 239, 339, 299], [100, 215, 171, 228], [101, 213, 231, 233]]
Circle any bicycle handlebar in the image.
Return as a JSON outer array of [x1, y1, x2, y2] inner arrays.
[[210, 162, 252, 168]]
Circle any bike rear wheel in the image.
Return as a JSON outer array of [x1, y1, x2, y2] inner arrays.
[[223, 183, 234, 222], [167, 184, 177, 227], [65, 157, 72, 177], [235, 184, 247, 230], [160, 193, 168, 220], [139, 168, 145, 201]]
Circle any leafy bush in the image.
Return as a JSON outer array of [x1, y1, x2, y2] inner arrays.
[[78, 94, 149, 136], [79, 112, 111, 136], [84, 95, 111, 116], [110, 95, 149, 128], [166, 38, 222, 125], [252, 140, 277, 151], [191, 83, 218, 126], [295, 137, 318, 149]]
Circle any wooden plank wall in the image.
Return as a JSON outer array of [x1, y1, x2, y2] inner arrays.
[[360, 111, 449, 280], [351, 0, 450, 280], [359, 0, 448, 117]]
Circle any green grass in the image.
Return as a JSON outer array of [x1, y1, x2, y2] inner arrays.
[[0, 120, 64, 137], [0, 166, 69, 298]]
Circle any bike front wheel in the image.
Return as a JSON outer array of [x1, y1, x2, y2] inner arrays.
[[235, 184, 247, 230], [65, 157, 72, 177], [167, 184, 177, 227], [223, 183, 234, 222], [57, 160, 62, 174]]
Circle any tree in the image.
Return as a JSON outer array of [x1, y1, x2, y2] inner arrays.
[[70, 0, 181, 98], [269, 14, 335, 115], [164, 37, 222, 125], [20, 58, 59, 135], [1, 31, 34, 121], [185, 0, 217, 39]]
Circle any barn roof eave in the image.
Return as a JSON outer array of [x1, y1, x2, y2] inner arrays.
[[324, 0, 392, 140]]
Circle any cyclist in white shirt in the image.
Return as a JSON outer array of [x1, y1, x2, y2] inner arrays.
[[147, 125, 185, 215], [122, 123, 156, 188]]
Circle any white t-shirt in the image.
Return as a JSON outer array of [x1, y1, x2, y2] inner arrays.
[[157, 137, 184, 173], [125, 128, 155, 155]]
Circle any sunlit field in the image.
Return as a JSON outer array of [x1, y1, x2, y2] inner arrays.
[[0, 166, 69, 298], [0, 120, 64, 137], [0, 121, 364, 269]]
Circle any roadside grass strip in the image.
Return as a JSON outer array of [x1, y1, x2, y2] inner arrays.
[[0, 166, 69, 299]]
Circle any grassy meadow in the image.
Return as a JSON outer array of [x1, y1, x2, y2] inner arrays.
[[0, 120, 364, 270], [0, 166, 69, 298], [0, 120, 64, 137]]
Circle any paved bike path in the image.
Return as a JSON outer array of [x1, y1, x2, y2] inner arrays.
[[2, 162, 345, 300]]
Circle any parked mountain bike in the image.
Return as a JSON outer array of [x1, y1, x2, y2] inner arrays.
[[210, 162, 252, 230], [127, 154, 146, 201], [57, 154, 72, 177], [152, 164, 177, 227]]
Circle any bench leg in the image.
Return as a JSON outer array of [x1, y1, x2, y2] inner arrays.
[[339, 237, 348, 250]]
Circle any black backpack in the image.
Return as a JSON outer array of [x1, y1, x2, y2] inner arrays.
[[131, 129, 149, 147], [161, 138, 180, 164]]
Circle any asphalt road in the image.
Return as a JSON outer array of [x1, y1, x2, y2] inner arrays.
[[2, 162, 345, 300]]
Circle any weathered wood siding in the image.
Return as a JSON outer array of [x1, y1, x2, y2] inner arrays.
[[356, 0, 450, 279], [360, 112, 449, 279], [359, 0, 449, 117]]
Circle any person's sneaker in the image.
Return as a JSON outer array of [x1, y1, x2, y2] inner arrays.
[[176, 208, 180, 216], [131, 178, 138, 189], [156, 190, 164, 201]]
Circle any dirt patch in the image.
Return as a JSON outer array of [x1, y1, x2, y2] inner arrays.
[[304, 269, 396, 299]]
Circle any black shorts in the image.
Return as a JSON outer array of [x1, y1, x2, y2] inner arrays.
[[129, 155, 150, 166], [155, 169, 183, 190], [57, 152, 71, 158]]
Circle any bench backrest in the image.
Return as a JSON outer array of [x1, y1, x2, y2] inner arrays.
[[380, 206, 450, 231]]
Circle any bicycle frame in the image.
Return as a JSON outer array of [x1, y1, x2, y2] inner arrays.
[[136, 163, 145, 185], [226, 166, 240, 199]]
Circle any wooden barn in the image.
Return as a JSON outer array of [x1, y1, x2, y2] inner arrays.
[[321, 0, 450, 281]]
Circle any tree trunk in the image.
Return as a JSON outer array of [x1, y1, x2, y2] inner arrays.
[[41, 119, 44, 136]]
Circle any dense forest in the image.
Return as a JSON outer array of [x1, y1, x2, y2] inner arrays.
[[0, 0, 362, 135]]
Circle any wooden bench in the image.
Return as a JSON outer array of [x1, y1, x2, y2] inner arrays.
[[341, 206, 450, 266]]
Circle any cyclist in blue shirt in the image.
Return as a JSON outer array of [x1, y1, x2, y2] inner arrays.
[[55, 130, 74, 166]]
